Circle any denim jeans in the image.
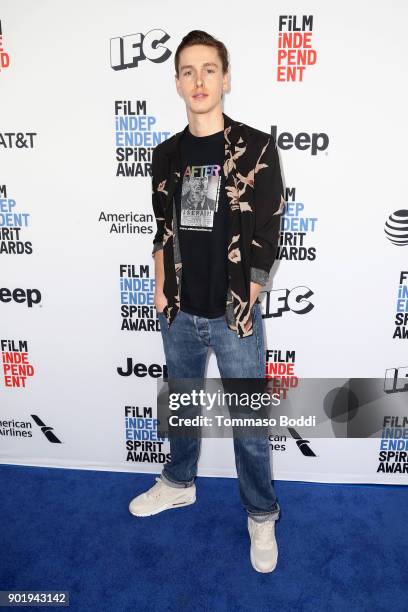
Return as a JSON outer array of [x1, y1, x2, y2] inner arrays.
[[157, 302, 280, 523]]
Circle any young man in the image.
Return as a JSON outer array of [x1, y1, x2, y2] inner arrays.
[[129, 30, 286, 573]]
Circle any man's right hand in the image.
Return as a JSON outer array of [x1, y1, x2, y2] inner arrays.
[[155, 291, 168, 314]]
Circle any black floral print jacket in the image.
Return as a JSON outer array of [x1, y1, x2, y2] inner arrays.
[[150, 112, 286, 338]]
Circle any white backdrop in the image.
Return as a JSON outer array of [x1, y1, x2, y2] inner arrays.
[[1, 0, 408, 485]]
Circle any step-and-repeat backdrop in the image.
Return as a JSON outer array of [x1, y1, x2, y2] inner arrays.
[[1, 1, 407, 484]]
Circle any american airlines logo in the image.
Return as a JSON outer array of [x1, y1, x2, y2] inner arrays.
[[287, 427, 316, 456], [31, 415, 62, 443]]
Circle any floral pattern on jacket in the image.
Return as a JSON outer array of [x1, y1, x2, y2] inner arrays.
[[151, 112, 286, 338]]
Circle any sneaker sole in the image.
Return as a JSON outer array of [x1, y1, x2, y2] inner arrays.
[[129, 495, 196, 517], [250, 549, 278, 573]]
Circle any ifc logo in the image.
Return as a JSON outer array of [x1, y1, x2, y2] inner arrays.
[[384, 210, 408, 246]]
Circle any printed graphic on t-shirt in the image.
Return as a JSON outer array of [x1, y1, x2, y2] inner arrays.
[[180, 164, 222, 231]]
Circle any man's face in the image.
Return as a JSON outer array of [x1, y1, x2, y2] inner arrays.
[[175, 44, 229, 116]]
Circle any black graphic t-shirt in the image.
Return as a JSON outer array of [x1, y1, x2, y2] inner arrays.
[[174, 126, 229, 318]]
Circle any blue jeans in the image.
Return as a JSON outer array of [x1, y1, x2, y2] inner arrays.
[[157, 302, 280, 523]]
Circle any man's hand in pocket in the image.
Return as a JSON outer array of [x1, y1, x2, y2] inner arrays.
[[155, 290, 168, 314]]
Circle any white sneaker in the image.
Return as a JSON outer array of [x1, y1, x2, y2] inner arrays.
[[129, 477, 196, 517], [248, 516, 278, 573]]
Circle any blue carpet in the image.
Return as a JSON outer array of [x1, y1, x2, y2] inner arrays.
[[0, 464, 406, 612]]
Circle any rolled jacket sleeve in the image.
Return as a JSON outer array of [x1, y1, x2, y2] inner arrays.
[[250, 136, 286, 281]]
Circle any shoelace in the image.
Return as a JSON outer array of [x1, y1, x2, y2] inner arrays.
[[145, 477, 164, 500], [252, 520, 275, 545]]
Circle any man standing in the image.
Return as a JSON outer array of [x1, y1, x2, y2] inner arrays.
[[129, 30, 286, 573]]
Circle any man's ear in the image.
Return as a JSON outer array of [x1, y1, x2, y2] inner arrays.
[[222, 71, 230, 94], [175, 74, 181, 96]]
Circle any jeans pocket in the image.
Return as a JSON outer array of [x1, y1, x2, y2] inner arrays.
[[157, 304, 168, 316]]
